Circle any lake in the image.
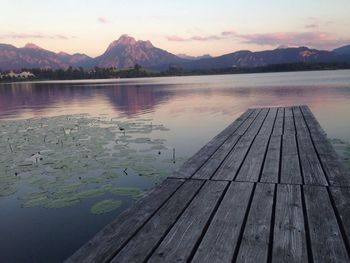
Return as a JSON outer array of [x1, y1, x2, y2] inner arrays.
[[1, 70, 350, 263]]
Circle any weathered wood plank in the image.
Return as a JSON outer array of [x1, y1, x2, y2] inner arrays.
[[330, 187, 350, 250], [261, 135, 281, 183], [192, 135, 241, 180], [235, 183, 275, 263], [191, 182, 254, 263], [319, 153, 350, 186], [272, 108, 284, 136], [212, 135, 255, 181], [272, 184, 308, 263], [212, 109, 269, 181], [297, 134, 328, 186], [148, 180, 228, 263], [65, 178, 185, 263], [307, 133, 350, 186], [245, 108, 269, 136], [235, 135, 270, 182], [300, 105, 326, 136], [173, 109, 255, 178], [281, 134, 302, 184], [293, 106, 309, 135], [284, 107, 295, 135], [110, 179, 204, 263], [259, 107, 277, 136], [303, 186, 349, 263], [235, 109, 262, 135]]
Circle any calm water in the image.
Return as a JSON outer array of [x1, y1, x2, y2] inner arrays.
[[1, 70, 350, 262]]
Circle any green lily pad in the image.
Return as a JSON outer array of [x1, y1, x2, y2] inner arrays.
[[90, 199, 122, 214], [43, 196, 80, 208], [109, 187, 144, 198]]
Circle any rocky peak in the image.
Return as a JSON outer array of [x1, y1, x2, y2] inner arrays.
[[23, 43, 43, 50], [106, 35, 138, 52]]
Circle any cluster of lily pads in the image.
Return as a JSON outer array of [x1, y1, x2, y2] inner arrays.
[[0, 114, 187, 214], [330, 138, 350, 171]]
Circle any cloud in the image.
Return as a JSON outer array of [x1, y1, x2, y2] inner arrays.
[[166, 35, 186, 42], [0, 33, 73, 40], [305, 24, 317, 28], [190, 35, 222, 41], [221, 31, 236, 36], [97, 17, 109, 24], [236, 31, 350, 49], [167, 31, 236, 42], [166, 29, 349, 49]]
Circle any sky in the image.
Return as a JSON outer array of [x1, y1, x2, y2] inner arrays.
[[1, 0, 350, 57]]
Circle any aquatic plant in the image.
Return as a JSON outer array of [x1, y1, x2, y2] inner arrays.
[[0, 113, 186, 213], [90, 199, 122, 214]]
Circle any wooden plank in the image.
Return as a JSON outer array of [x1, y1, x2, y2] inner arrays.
[[308, 134, 350, 186], [173, 109, 255, 178], [330, 187, 350, 249], [303, 186, 349, 263], [319, 154, 350, 186], [192, 135, 241, 180], [191, 182, 254, 263], [284, 107, 295, 135], [297, 134, 328, 186], [65, 178, 185, 263], [212, 135, 255, 181], [293, 106, 309, 135], [110, 179, 204, 263], [235, 109, 262, 135], [212, 109, 269, 181], [245, 108, 269, 136], [259, 107, 277, 136], [235, 183, 275, 263], [147, 181, 228, 263], [272, 184, 308, 263], [235, 135, 270, 182], [261, 135, 281, 183], [281, 134, 302, 184], [300, 105, 326, 136], [272, 108, 284, 136]]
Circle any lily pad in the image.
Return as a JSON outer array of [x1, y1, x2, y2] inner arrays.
[[109, 187, 144, 198], [90, 199, 122, 214]]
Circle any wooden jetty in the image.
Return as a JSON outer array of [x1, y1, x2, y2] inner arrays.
[[67, 105, 350, 263]]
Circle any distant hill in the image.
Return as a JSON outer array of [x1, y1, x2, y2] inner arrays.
[[1, 35, 350, 71], [0, 43, 92, 70], [176, 53, 212, 60], [178, 47, 346, 70], [333, 44, 350, 55]]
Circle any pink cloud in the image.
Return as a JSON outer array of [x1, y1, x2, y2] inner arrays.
[[236, 31, 350, 49], [97, 17, 109, 23], [190, 35, 222, 41], [167, 32, 234, 42], [166, 35, 186, 41], [305, 24, 317, 28], [221, 31, 236, 36], [0, 33, 72, 40]]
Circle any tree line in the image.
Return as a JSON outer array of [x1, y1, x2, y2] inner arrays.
[[1, 62, 350, 82]]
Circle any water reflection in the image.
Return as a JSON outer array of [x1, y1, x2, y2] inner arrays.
[[1, 71, 350, 263]]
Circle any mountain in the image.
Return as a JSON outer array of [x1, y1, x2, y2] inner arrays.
[[0, 43, 92, 70], [179, 46, 347, 70], [57, 52, 92, 66], [177, 53, 212, 60], [1, 35, 350, 71], [92, 34, 184, 69], [333, 44, 350, 55]]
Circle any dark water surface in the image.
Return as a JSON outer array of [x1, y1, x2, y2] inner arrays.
[[1, 70, 350, 262]]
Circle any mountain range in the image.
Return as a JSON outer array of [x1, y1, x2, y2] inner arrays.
[[1, 34, 350, 71]]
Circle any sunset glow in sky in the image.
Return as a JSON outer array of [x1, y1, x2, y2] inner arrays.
[[1, 0, 350, 57]]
